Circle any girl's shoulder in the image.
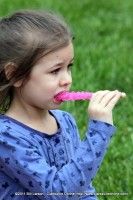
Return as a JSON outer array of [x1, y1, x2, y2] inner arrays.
[[0, 114, 11, 130], [51, 109, 76, 124], [50, 109, 78, 131], [0, 111, 78, 137], [0, 114, 39, 137]]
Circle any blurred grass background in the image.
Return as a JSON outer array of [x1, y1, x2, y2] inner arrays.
[[0, 0, 132, 199]]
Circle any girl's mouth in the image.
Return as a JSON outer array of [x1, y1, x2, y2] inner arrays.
[[54, 91, 66, 103]]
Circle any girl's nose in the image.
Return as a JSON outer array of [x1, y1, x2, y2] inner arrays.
[[59, 72, 72, 87]]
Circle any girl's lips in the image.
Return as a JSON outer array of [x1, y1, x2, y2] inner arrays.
[[54, 91, 66, 103], [54, 91, 66, 99], [55, 91, 66, 96], [53, 93, 63, 104]]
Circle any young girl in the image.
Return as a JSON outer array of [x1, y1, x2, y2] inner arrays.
[[0, 10, 125, 200]]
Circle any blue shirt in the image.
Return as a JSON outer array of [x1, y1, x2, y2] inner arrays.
[[0, 110, 116, 200]]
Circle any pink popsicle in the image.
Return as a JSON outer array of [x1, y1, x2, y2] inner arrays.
[[55, 91, 93, 102]]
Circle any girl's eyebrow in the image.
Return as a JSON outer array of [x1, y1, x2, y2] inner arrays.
[[50, 57, 74, 69], [70, 57, 74, 63], [50, 61, 64, 69]]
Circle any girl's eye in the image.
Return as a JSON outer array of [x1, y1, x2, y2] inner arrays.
[[50, 63, 73, 75], [67, 63, 73, 70], [50, 68, 60, 75]]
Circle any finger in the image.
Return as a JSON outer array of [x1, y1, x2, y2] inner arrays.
[[105, 92, 122, 111], [90, 90, 110, 104], [99, 91, 120, 107]]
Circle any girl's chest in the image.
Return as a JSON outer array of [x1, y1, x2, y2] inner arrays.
[[33, 130, 75, 170]]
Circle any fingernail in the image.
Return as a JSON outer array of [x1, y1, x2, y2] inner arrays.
[[121, 92, 126, 98]]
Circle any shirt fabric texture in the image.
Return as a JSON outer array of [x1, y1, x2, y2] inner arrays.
[[0, 110, 116, 200]]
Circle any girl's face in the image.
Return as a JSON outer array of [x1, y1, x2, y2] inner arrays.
[[18, 43, 74, 110]]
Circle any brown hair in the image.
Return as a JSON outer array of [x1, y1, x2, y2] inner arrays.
[[0, 9, 73, 113]]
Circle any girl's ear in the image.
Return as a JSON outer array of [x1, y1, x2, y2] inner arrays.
[[4, 62, 22, 87]]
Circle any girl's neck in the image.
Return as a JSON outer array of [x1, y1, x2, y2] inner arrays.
[[6, 99, 48, 122], [5, 97, 58, 135]]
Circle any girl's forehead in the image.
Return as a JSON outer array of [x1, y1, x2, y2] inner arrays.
[[37, 43, 74, 64], [52, 43, 74, 58]]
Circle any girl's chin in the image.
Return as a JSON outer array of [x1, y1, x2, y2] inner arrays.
[[50, 100, 62, 109], [54, 102, 62, 108]]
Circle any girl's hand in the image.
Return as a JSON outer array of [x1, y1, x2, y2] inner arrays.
[[88, 90, 126, 125]]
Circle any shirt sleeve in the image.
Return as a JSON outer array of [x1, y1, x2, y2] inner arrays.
[[0, 117, 116, 200], [64, 114, 98, 200]]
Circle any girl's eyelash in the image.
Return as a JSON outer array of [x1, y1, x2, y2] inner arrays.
[[68, 63, 73, 67], [50, 63, 74, 74], [51, 68, 60, 74], [68, 63, 74, 69]]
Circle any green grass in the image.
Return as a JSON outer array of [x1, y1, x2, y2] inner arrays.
[[0, 0, 132, 199]]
